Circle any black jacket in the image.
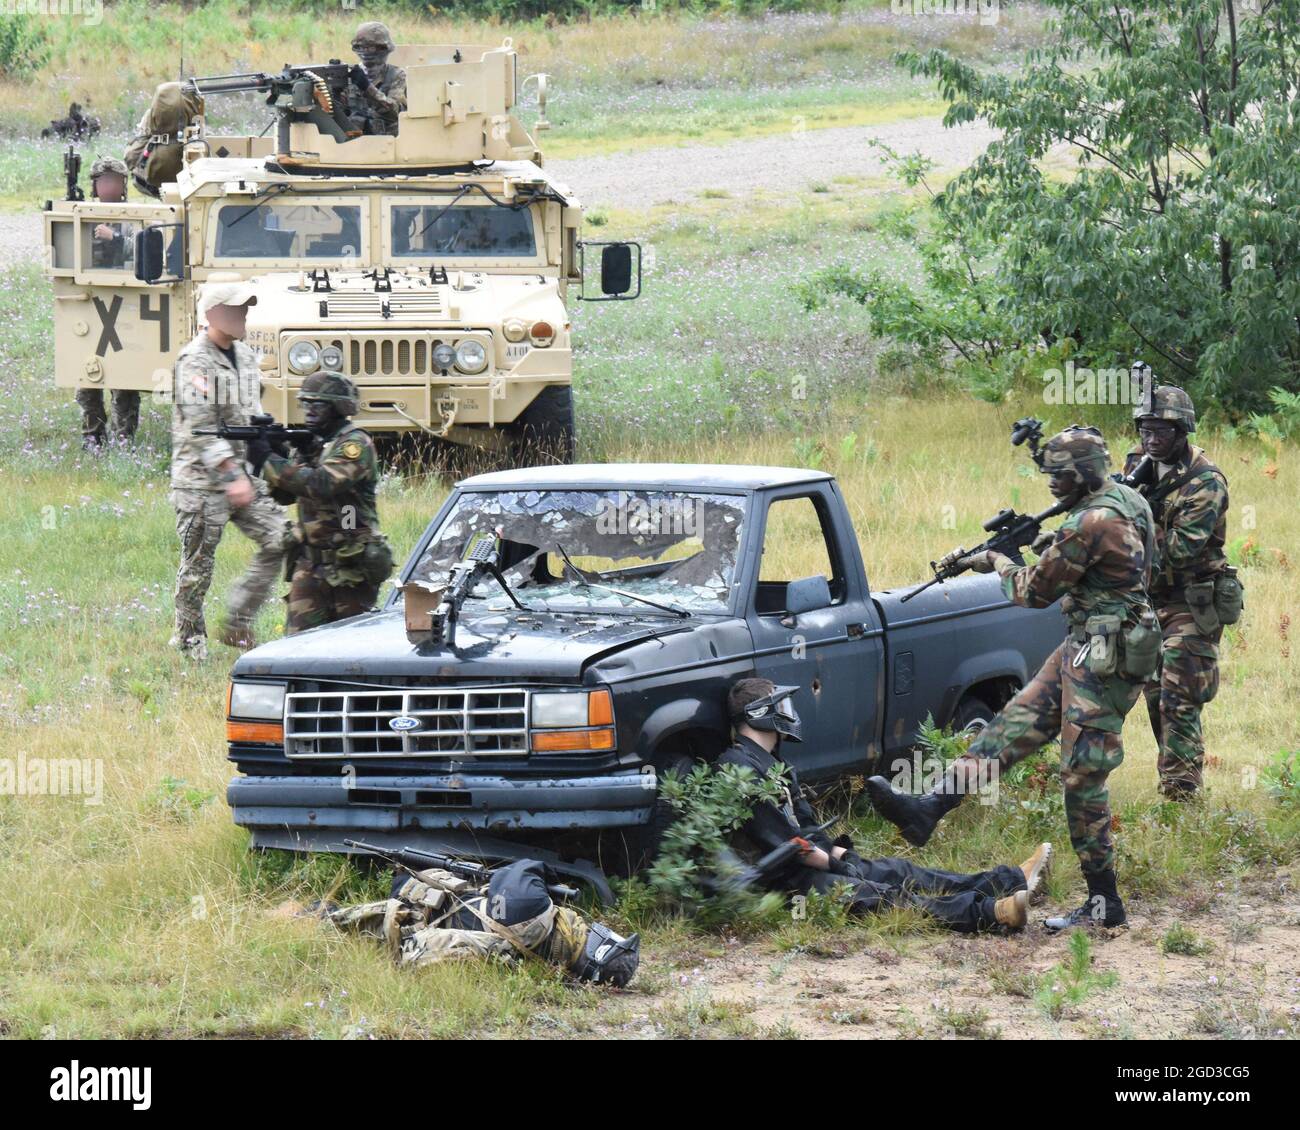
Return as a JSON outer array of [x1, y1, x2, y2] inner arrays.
[[715, 735, 834, 857]]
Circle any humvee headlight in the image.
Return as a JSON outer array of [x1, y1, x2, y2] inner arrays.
[[320, 345, 344, 371], [455, 340, 488, 374], [503, 318, 527, 343], [529, 321, 555, 347], [432, 343, 456, 371], [287, 341, 320, 374]]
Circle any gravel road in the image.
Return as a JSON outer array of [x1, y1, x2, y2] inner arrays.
[[0, 115, 996, 269]]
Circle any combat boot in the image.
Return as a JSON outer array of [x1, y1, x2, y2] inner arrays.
[[218, 621, 257, 650], [1044, 868, 1126, 932], [1019, 842, 1053, 904], [865, 758, 976, 846], [993, 890, 1029, 930]]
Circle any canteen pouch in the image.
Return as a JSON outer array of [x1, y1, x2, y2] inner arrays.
[[1122, 610, 1161, 679], [1213, 567, 1243, 626], [1185, 580, 1220, 635], [1084, 614, 1122, 678]]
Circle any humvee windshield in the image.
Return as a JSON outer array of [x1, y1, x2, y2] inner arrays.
[[392, 204, 536, 257], [411, 489, 747, 614], [215, 202, 364, 259]]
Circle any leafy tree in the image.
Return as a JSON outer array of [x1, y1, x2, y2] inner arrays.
[[806, 2, 1300, 418]]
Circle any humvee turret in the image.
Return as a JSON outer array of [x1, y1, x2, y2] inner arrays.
[[42, 40, 639, 462]]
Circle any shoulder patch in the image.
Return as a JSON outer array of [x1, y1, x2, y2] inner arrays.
[[340, 440, 363, 460]]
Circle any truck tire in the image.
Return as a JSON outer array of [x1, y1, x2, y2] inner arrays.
[[604, 751, 695, 877], [953, 696, 995, 735], [508, 385, 576, 466]]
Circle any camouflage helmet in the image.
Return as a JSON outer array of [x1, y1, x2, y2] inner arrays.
[[1039, 424, 1111, 493], [89, 156, 128, 180], [352, 21, 395, 51], [299, 370, 359, 416], [1134, 385, 1196, 433]]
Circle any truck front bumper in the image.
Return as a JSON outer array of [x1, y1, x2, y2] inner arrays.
[[227, 769, 656, 836]]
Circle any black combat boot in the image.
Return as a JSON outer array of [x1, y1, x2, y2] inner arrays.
[[1044, 867, 1127, 932], [865, 772, 967, 847]]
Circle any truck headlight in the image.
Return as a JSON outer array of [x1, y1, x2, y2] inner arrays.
[[530, 689, 615, 753], [287, 341, 319, 374], [320, 345, 344, 370], [227, 681, 286, 744], [455, 340, 488, 374], [432, 342, 456, 371]]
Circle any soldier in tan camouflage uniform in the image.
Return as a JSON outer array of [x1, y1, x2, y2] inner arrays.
[[867, 426, 1159, 931], [170, 281, 287, 659], [251, 371, 391, 634], [76, 157, 141, 449], [339, 22, 407, 137], [1123, 386, 1239, 799]]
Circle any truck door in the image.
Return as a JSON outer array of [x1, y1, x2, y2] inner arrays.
[[745, 486, 885, 779], [44, 202, 186, 395]]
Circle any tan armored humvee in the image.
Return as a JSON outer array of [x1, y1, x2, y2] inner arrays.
[[42, 40, 639, 461]]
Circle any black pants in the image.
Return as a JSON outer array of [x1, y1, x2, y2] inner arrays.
[[790, 853, 1026, 934]]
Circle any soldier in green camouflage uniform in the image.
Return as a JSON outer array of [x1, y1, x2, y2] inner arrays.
[[170, 281, 288, 660], [1123, 386, 1238, 799], [339, 22, 407, 137], [251, 371, 392, 634], [867, 427, 1158, 931], [77, 156, 141, 449]]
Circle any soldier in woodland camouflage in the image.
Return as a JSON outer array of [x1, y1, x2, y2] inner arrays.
[[252, 371, 392, 634], [867, 426, 1158, 932], [170, 282, 288, 659], [1124, 385, 1237, 798], [76, 157, 140, 448], [339, 22, 407, 136]]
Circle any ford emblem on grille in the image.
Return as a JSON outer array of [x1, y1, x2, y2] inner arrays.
[[388, 715, 422, 732]]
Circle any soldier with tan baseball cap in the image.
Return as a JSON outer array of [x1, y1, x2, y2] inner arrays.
[[169, 276, 286, 660]]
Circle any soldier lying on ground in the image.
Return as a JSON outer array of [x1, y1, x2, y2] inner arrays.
[[721, 678, 1052, 933]]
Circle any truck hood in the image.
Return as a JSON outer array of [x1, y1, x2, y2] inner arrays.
[[232, 607, 695, 682]]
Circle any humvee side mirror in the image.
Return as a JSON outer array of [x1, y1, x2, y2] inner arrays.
[[578, 240, 641, 301], [781, 575, 832, 627], [134, 227, 165, 283]]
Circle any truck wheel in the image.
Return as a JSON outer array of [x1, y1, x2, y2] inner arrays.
[[605, 751, 695, 877], [953, 697, 995, 735], [508, 385, 576, 466]]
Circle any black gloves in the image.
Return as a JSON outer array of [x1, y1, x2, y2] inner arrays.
[[290, 431, 322, 456], [349, 64, 371, 91]]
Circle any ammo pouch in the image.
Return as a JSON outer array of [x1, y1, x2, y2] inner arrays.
[[1084, 614, 1122, 678], [1185, 580, 1220, 635], [1214, 567, 1244, 626], [1121, 609, 1161, 679]]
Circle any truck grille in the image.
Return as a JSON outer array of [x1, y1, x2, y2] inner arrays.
[[284, 686, 529, 759], [322, 294, 443, 320]]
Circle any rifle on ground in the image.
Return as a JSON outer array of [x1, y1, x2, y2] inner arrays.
[[900, 498, 1072, 604], [192, 412, 316, 448], [343, 839, 580, 902], [185, 61, 360, 145], [709, 819, 837, 894]]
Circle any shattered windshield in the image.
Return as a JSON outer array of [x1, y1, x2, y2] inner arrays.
[[410, 489, 747, 614]]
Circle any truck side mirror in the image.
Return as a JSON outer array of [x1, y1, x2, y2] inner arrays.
[[782, 575, 832, 626], [134, 227, 165, 282], [600, 243, 632, 295]]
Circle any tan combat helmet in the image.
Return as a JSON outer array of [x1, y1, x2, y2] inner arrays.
[[1039, 425, 1111, 492], [1134, 385, 1196, 433], [89, 156, 128, 180], [352, 21, 396, 53], [299, 370, 359, 416]]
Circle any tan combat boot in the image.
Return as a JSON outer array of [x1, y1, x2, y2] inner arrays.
[[994, 890, 1029, 930], [1019, 842, 1053, 904]]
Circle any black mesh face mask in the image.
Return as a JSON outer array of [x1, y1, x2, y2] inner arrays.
[[735, 684, 803, 743]]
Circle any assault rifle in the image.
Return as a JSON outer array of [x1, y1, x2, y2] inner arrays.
[[343, 839, 580, 902], [192, 412, 316, 449], [64, 145, 83, 202]]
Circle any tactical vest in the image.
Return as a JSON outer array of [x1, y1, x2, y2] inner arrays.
[[1061, 482, 1155, 632], [1153, 447, 1229, 591], [294, 422, 379, 549]]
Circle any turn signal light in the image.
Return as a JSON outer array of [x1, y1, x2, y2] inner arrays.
[[227, 720, 284, 744], [588, 689, 613, 726], [529, 320, 555, 347], [531, 727, 615, 753]]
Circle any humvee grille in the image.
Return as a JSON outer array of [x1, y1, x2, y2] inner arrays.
[[323, 294, 443, 319], [284, 685, 530, 759], [347, 334, 436, 377]]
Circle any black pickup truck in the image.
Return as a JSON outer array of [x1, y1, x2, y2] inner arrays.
[[225, 464, 1064, 894]]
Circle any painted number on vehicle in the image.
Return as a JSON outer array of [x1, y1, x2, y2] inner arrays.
[[92, 292, 171, 356], [505, 343, 530, 362]]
